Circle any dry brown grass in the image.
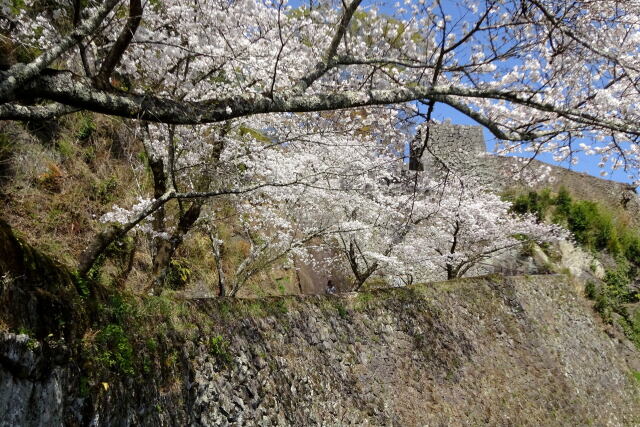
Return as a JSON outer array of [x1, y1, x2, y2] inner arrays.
[[1, 116, 300, 297], [1, 114, 148, 272]]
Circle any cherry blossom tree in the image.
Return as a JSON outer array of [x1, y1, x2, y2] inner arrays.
[[416, 178, 568, 280], [202, 198, 328, 297], [311, 161, 567, 287], [220, 122, 566, 289], [92, 105, 406, 289], [1, 0, 637, 287], [2, 0, 639, 175]]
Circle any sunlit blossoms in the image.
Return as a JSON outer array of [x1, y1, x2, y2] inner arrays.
[[1, 0, 634, 290]]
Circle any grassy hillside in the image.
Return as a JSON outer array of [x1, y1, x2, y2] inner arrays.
[[0, 116, 299, 297]]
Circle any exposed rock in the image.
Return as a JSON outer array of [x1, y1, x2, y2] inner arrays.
[[0, 275, 639, 426], [556, 240, 605, 279]]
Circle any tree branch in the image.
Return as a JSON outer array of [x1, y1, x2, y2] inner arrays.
[[5, 70, 640, 140], [0, 0, 121, 102], [0, 102, 80, 120], [529, 0, 640, 74], [77, 179, 308, 275], [95, 0, 143, 89], [293, 0, 363, 93]]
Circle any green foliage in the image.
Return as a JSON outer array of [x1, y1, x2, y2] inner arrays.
[[632, 309, 640, 339], [554, 187, 573, 219], [72, 271, 90, 298], [25, 337, 39, 351], [79, 376, 90, 398], [509, 186, 640, 350], [85, 258, 104, 282], [10, 0, 26, 14], [75, 114, 95, 141], [617, 311, 640, 349], [355, 292, 374, 311], [146, 337, 158, 351], [17, 326, 34, 336], [270, 298, 288, 314], [165, 259, 192, 290], [584, 260, 639, 347], [620, 229, 640, 266], [508, 186, 640, 268], [95, 324, 135, 375], [593, 292, 613, 323], [603, 260, 634, 304], [55, 138, 75, 158], [218, 301, 231, 318], [106, 294, 136, 323], [336, 303, 349, 319], [585, 281, 597, 299], [275, 276, 289, 295], [209, 335, 233, 367], [511, 189, 553, 222]]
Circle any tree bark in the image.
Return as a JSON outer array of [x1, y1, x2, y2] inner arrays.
[[209, 227, 227, 297], [114, 234, 138, 287], [5, 71, 630, 143], [95, 0, 143, 89]]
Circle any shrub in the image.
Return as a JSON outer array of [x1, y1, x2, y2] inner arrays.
[[554, 187, 572, 219], [91, 176, 118, 204], [507, 187, 640, 348], [585, 281, 597, 300], [509, 186, 640, 268], [510, 189, 553, 222], [95, 324, 135, 375], [75, 114, 95, 141], [165, 259, 192, 290], [593, 292, 612, 323], [604, 263, 630, 300], [209, 335, 232, 367]]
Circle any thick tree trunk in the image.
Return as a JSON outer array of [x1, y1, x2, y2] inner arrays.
[[77, 225, 122, 276], [114, 234, 137, 287], [352, 263, 378, 291]]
